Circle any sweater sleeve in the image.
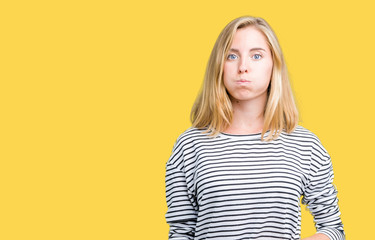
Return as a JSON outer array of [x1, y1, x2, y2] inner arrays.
[[165, 162, 198, 239], [301, 141, 345, 240]]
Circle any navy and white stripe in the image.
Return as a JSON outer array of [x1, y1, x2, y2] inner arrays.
[[165, 125, 345, 240]]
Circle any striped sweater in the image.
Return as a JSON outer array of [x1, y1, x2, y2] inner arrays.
[[165, 125, 345, 240]]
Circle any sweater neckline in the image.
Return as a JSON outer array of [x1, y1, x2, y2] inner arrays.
[[219, 129, 271, 139]]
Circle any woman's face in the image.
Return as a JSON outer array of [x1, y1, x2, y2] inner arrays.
[[223, 26, 273, 103]]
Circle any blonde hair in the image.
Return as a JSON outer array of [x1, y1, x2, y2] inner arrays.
[[190, 16, 299, 141]]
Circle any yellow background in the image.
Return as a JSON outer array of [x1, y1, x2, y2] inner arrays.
[[1, 0, 374, 239]]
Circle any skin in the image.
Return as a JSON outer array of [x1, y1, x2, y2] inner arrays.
[[222, 26, 330, 240], [222, 26, 273, 134]]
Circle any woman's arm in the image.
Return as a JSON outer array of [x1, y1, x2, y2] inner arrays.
[[165, 162, 198, 239], [301, 139, 345, 240]]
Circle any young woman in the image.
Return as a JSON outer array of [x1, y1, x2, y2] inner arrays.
[[165, 16, 345, 240]]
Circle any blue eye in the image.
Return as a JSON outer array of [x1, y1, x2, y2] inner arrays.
[[252, 54, 262, 60], [227, 54, 238, 60]]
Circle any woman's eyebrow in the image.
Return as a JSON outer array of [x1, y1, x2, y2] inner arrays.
[[229, 48, 266, 52]]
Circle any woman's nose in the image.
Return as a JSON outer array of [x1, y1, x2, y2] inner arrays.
[[238, 60, 248, 73]]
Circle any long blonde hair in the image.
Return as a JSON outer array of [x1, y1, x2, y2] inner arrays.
[[190, 16, 299, 141]]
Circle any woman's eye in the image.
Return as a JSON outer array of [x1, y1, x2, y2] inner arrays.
[[252, 54, 262, 60], [227, 54, 238, 60]]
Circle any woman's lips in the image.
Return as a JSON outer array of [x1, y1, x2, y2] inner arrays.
[[237, 79, 251, 83]]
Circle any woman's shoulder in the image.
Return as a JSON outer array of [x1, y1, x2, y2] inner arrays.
[[167, 127, 212, 167], [173, 126, 212, 145], [282, 125, 323, 143], [284, 125, 327, 150]]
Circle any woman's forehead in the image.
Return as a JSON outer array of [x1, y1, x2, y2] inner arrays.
[[231, 26, 269, 49]]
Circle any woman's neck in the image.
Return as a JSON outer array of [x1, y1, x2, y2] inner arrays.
[[223, 95, 267, 134]]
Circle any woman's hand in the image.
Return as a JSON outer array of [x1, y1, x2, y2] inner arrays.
[[302, 233, 330, 240]]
